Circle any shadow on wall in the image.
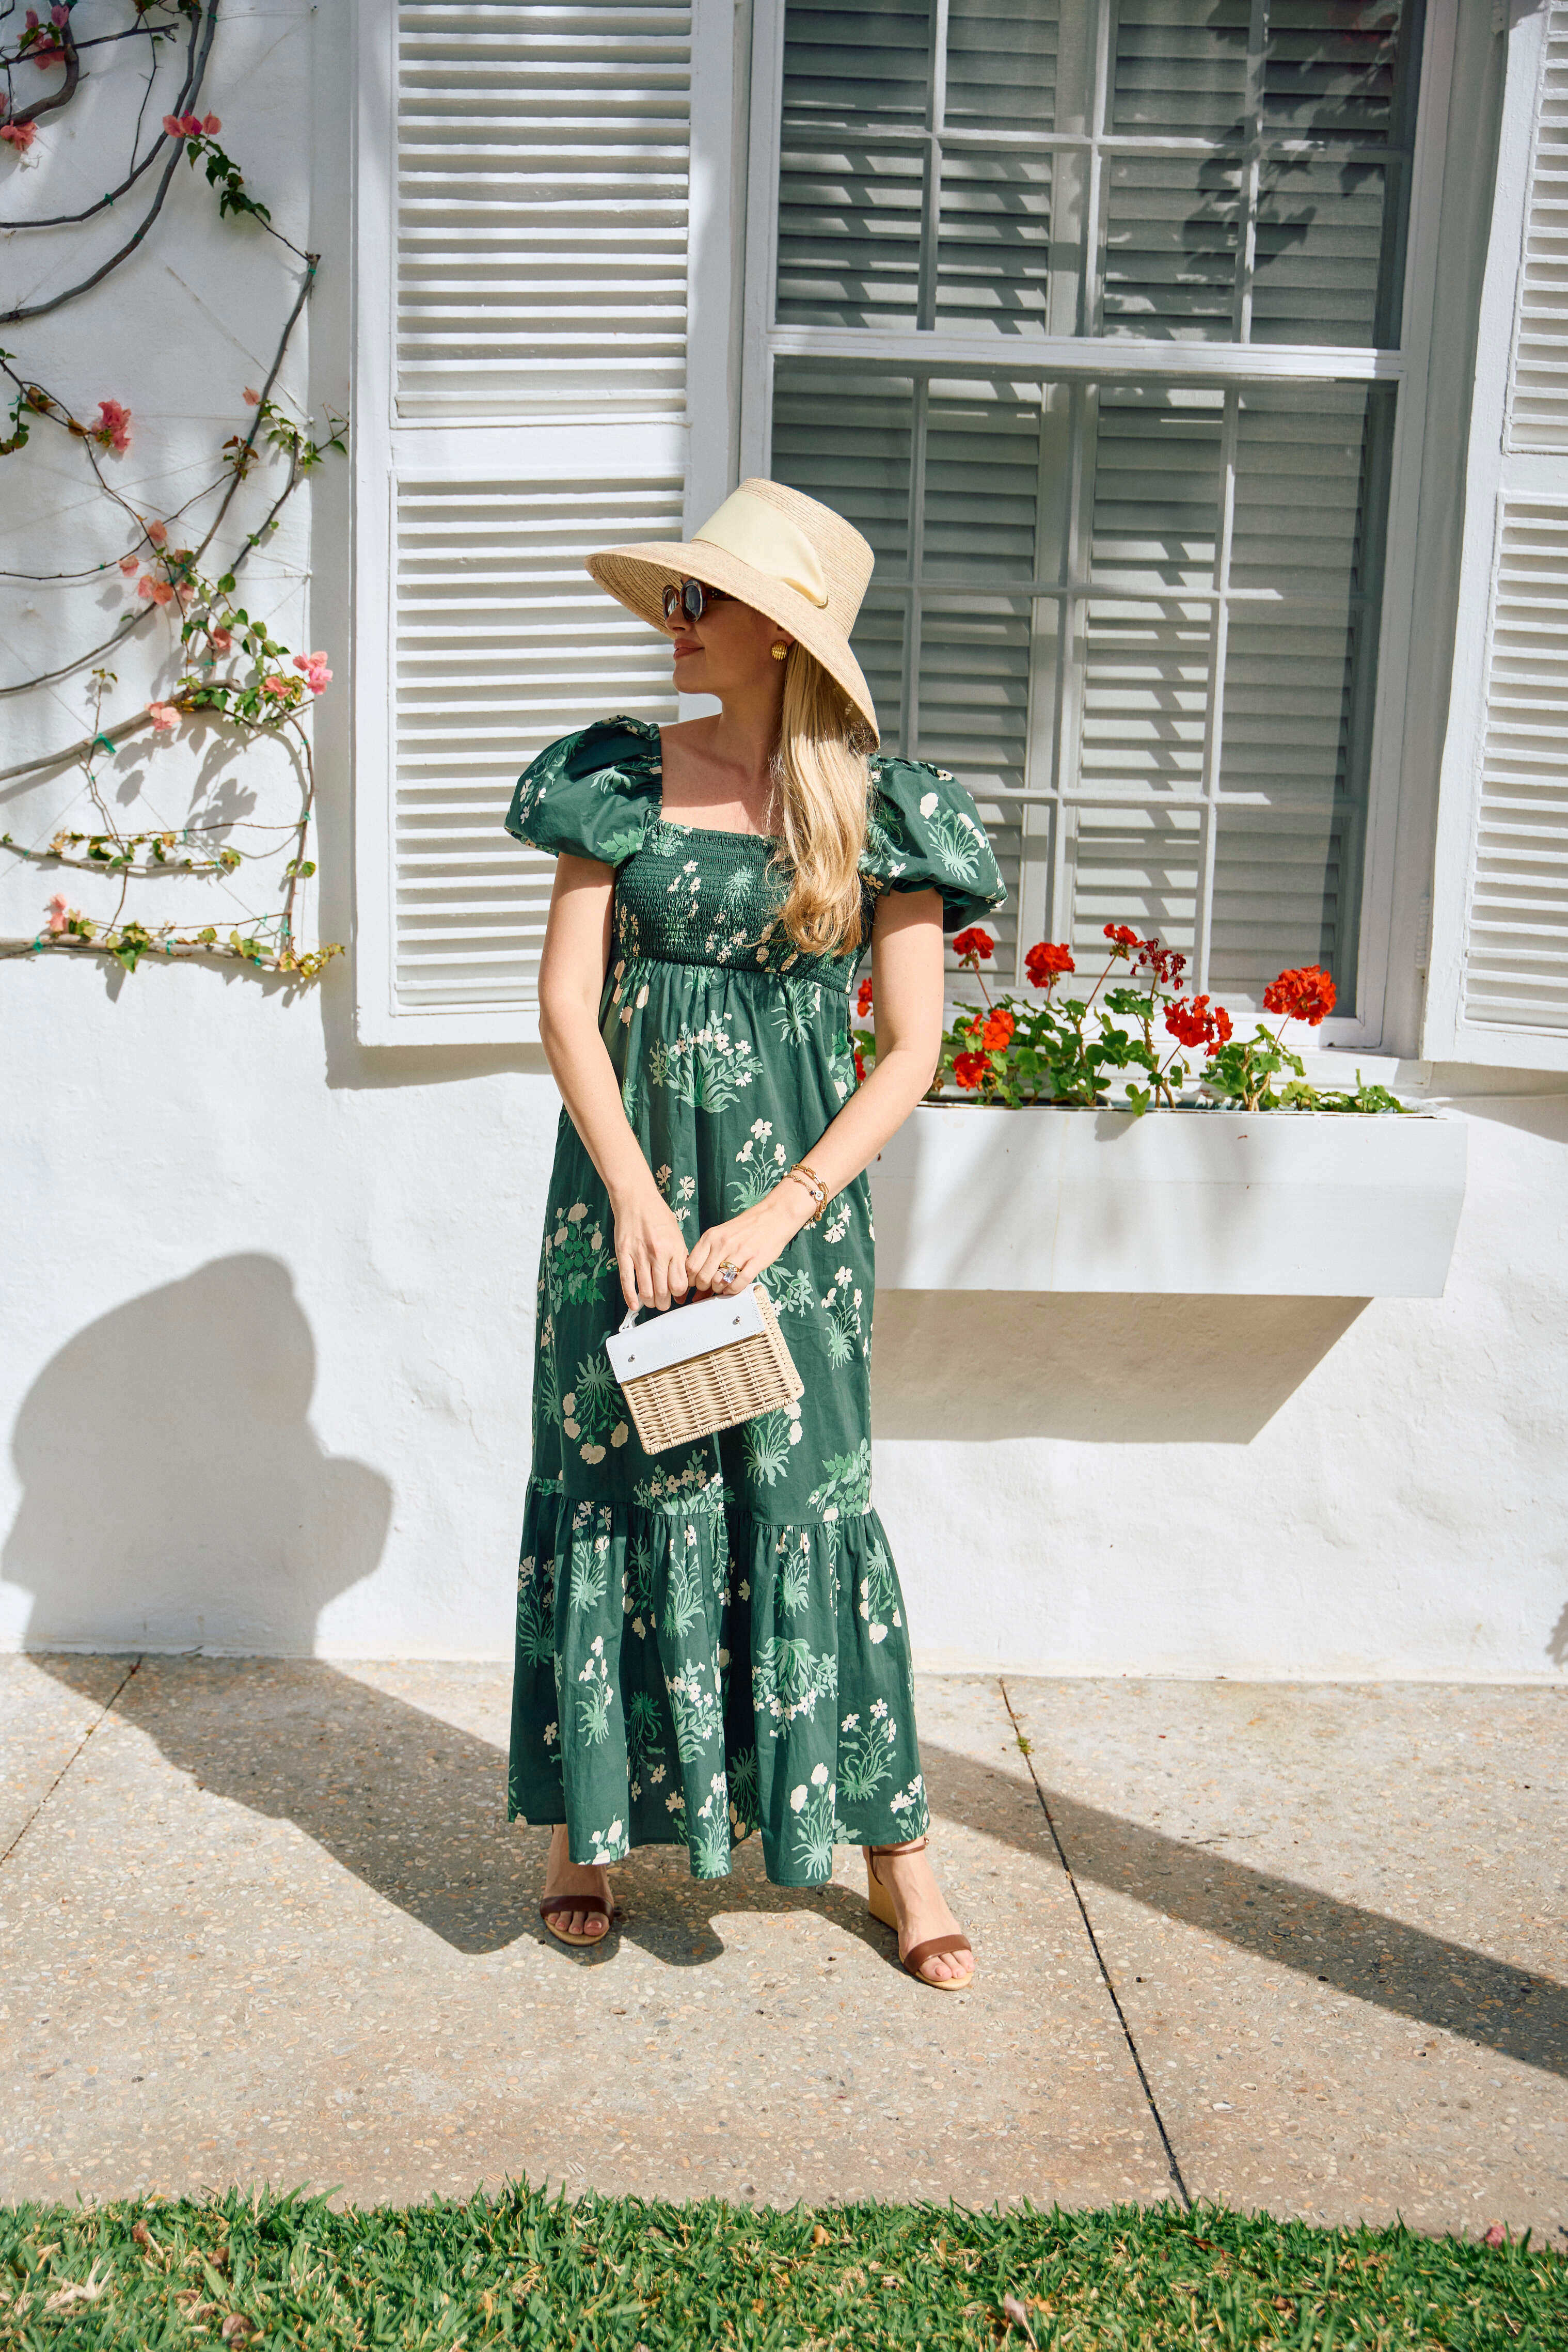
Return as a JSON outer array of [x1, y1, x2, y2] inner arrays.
[[4, 1255, 392, 1652], [871, 1293, 1367, 1443]]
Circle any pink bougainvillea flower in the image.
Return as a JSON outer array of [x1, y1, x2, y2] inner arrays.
[[209, 625, 233, 654], [145, 519, 168, 547], [163, 111, 208, 139], [243, 387, 262, 407], [292, 650, 332, 694], [138, 577, 175, 605], [262, 675, 291, 700], [146, 701, 180, 732], [92, 398, 132, 454], [202, 113, 221, 134], [25, 9, 65, 61], [46, 892, 70, 935], [1, 119, 38, 152], [118, 553, 139, 577], [162, 113, 185, 136]]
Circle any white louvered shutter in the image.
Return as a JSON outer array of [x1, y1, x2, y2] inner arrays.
[[1424, 3, 1568, 1069], [355, 0, 734, 1045]]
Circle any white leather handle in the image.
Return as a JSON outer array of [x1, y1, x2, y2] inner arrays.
[[605, 1284, 765, 1382]]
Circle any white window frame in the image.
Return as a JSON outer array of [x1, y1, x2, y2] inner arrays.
[[737, 0, 1458, 1050], [350, 0, 746, 1047]]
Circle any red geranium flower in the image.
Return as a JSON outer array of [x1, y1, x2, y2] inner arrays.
[[1164, 993, 1229, 1051], [1263, 964, 1337, 1025], [980, 1007, 1015, 1051], [853, 1047, 867, 1084], [1024, 939, 1074, 987], [952, 926, 994, 963], [953, 1051, 988, 1091], [856, 975, 873, 1018], [1103, 922, 1142, 955]]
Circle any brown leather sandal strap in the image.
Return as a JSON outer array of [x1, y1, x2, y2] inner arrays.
[[539, 1894, 610, 1922], [901, 1931, 973, 1978], [866, 1837, 928, 1857]]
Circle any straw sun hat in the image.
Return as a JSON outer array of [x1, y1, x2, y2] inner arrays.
[[585, 478, 880, 745]]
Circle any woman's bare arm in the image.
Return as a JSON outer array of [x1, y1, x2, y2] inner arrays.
[[536, 854, 691, 1313], [685, 888, 945, 1292]]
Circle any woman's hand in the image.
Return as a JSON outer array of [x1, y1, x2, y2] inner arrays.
[[612, 1188, 692, 1314], [688, 1185, 814, 1298]]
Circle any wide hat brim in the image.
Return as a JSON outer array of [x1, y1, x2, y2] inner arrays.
[[585, 540, 880, 746]]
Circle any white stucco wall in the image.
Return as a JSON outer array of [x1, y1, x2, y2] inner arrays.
[[4, 3, 1566, 1681]]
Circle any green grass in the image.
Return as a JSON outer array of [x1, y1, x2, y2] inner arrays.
[[1, 2188, 1561, 2349]]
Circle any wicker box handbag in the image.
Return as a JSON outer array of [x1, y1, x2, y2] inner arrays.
[[604, 1283, 803, 1456]]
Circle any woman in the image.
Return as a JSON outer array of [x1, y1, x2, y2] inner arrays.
[[505, 478, 1005, 1990]]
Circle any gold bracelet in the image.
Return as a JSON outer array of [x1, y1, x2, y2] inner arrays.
[[783, 1163, 827, 1224]]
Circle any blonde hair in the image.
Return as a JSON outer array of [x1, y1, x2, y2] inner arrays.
[[769, 646, 874, 956]]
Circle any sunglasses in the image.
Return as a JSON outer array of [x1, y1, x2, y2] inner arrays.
[[661, 577, 732, 626]]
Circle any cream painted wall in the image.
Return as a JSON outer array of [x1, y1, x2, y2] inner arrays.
[[3, 2, 1566, 1681]]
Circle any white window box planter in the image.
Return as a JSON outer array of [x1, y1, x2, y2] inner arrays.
[[869, 1106, 1468, 1297]]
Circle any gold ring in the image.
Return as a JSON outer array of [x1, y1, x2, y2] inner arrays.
[[715, 1259, 739, 1287]]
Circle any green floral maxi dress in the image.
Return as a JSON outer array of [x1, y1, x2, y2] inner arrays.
[[504, 716, 1006, 1887]]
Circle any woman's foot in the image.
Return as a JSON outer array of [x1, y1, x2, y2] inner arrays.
[[540, 1824, 612, 1943], [865, 1838, 974, 1986]]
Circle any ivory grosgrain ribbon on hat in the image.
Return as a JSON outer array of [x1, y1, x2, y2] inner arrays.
[[584, 478, 880, 742]]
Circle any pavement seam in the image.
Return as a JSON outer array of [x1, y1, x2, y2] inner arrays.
[[997, 1675, 1193, 2212], [0, 1655, 143, 1871]]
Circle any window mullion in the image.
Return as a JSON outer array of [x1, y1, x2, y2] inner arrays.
[[1083, 0, 1114, 336], [1236, 0, 1269, 344], [1017, 380, 1070, 982], [903, 380, 930, 758], [1051, 381, 1094, 945], [1195, 389, 1241, 996], [918, 0, 951, 335]]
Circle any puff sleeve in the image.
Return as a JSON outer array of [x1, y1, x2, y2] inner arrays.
[[503, 715, 662, 868], [861, 755, 1008, 931]]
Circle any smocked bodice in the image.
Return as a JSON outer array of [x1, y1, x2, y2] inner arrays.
[[611, 819, 862, 989]]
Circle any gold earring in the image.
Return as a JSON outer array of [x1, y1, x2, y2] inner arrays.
[[771, 642, 789, 661]]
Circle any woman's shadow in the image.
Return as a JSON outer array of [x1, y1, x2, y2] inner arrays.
[[6, 1254, 392, 1656], [4, 1254, 875, 1960]]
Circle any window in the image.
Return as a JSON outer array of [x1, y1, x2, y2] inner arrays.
[[353, 0, 1468, 1049], [741, 0, 1442, 1026]]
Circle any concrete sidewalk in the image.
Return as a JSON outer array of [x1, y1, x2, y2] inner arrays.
[[1, 1659, 1562, 2237]]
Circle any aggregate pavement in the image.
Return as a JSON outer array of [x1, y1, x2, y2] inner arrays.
[[1, 1657, 1562, 2239]]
